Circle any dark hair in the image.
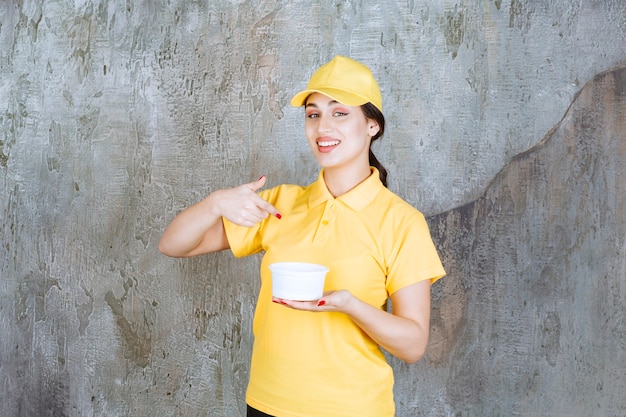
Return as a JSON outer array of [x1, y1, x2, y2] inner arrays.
[[361, 103, 388, 187]]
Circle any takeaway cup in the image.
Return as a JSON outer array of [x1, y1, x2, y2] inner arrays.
[[269, 262, 329, 301]]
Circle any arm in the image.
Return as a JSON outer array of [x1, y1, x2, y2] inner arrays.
[[274, 280, 431, 363], [159, 176, 281, 258], [346, 281, 431, 363]]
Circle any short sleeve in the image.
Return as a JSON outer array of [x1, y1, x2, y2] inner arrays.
[[385, 212, 446, 294]]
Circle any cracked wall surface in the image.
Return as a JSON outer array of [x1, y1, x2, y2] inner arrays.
[[423, 67, 626, 416], [1, 1, 625, 416]]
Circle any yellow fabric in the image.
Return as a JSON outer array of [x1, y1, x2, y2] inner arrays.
[[223, 169, 445, 417], [290, 55, 383, 111]]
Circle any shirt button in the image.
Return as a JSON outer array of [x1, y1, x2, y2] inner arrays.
[[322, 220, 329, 225]]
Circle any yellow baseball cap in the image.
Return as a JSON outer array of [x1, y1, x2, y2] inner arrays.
[[290, 55, 383, 111]]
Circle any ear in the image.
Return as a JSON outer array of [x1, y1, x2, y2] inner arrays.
[[368, 120, 380, 137]]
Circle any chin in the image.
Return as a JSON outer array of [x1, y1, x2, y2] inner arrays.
[[316, 160, 341, 170], [313, 155, 335, 167]]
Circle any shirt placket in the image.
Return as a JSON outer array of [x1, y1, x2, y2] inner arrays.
[[313, 200, 338, 245]]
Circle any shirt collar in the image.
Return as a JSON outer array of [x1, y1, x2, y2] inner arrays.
[[308, 167, 384, 211]]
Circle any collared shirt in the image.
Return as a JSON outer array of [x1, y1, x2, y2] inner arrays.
[[224, 168, 445, 417]]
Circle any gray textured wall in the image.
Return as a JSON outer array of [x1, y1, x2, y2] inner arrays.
[[1, 1, 625, 416]]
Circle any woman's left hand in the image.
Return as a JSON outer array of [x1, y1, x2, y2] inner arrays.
[[272, 290, 353, 312]]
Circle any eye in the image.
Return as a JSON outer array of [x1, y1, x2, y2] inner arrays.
[[333, 106, 350, 117], [306, 112, 320, 119]]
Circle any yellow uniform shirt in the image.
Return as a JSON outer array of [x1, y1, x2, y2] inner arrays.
[[224, 169, 445, 417]]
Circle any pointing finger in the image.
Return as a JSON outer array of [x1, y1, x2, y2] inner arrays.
[[249, 176, 282, 219], [253, 195, 282, 219]]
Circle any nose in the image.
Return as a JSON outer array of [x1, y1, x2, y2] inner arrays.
[[318, 113, 333, 133]]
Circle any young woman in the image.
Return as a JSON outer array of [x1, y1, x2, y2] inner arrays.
[[159, 55, 446, 417]]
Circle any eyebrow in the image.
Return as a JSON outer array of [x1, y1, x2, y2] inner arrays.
[[305, 100, 341, 108]]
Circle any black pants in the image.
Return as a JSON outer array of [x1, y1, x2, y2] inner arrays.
[[247, 404, 274, 417]]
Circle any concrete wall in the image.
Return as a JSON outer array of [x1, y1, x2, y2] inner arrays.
[[1, 0, 624, 415]]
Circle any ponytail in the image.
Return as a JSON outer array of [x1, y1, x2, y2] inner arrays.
[[361, 103, 388, 187], [368, 148, 388, 187]]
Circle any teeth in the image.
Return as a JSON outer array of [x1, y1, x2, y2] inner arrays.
[[318, 140, 340, 147]]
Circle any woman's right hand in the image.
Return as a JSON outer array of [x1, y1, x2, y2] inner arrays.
[[216, 175, 281, 227], [159, 175, 280, 257]]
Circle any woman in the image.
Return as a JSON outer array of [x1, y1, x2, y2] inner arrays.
[[159, 55, 445, 417]]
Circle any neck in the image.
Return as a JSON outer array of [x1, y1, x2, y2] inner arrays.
[[322, 165, 372, 197]]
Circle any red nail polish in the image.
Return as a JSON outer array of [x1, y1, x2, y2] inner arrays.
[[276, 213, 282, 219], [258, 175, 265, 181], [317, 300, 325, 306]]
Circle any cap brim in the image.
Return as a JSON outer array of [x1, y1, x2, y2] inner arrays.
[[290, 88, 370, 108]]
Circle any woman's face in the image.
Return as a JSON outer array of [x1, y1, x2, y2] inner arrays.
[[304, 93, 380, 171]]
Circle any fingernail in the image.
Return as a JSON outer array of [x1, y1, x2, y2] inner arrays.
[[281, 301, 288, 305], [272, 299, 280, 304], [317, 300, 325, 306], [275, 213, 282, 219], [258, 175, 265, 181]]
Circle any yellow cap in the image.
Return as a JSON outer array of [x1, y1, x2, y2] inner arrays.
[[290, 55, 382, 111]]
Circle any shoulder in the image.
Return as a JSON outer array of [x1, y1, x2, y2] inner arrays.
[[373, 187, 426, 221], [259, 182, 312, 204], [366, 188, 434, 244]]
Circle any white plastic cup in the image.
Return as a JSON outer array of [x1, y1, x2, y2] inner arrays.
[[269, 262, 329, 301]]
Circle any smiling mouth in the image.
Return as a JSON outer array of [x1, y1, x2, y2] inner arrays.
[[317, 140, 341, 147]]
